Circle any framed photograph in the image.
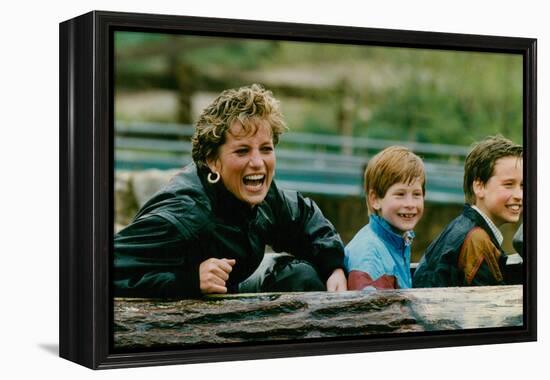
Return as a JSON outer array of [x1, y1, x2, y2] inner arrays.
[[59, 10, 536, 369]]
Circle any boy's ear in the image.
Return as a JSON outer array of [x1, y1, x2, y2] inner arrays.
[[368, 190, 381, 212], [472, 179, 486, 201]]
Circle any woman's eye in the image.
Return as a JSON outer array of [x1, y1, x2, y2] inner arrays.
[[235, 149, 248, 155], [261, 146, 273, 152]]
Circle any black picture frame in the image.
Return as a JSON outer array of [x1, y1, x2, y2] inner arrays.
[[59, 10, 537, 369]]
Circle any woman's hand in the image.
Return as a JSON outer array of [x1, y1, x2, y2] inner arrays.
[[326, 268, 347, 292], [199, 258, 236, 294]]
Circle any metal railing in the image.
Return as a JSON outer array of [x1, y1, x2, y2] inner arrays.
[[115, 121, 467, 203]]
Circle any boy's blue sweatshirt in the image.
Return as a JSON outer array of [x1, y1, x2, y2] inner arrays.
[[345, 215, 414, 289]]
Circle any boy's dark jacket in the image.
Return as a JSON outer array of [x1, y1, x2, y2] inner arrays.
[[413, 204, 509, 287], [113, 164, 345, 298]]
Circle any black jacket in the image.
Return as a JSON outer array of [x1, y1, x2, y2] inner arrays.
[[114, 164, 345, 298], [412, 204, 508, 288]]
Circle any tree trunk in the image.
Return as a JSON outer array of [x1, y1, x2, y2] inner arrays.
[[114, 285, 522, 349]]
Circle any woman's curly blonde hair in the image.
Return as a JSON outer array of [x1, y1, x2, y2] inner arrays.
[[192, 84, 288, 170]]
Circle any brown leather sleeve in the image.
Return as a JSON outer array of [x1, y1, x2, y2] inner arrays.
[[348, 270, 398, 290], [458, 227, 503, 285]]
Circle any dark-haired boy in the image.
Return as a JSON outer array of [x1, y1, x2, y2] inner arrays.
[[413, 136, 522, 287]]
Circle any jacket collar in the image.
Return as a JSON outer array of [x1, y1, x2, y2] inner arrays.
[[197, 166, 257, 223], [369, 214, 415, 252], [463, 204, 503, 249], [471, 206, 504, 245]]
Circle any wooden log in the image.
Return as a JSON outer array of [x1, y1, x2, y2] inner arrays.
[[114, 285, 523, 349]]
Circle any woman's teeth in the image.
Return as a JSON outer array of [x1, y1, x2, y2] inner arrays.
[[243, 174, 265, 186]]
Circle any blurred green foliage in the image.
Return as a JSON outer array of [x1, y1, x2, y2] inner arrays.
[[114, 31, 523, 146]]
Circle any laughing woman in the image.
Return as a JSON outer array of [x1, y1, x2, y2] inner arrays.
[[114, 84, 347, 298]]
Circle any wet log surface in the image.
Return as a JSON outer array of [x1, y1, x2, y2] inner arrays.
[[114, 285, 523, 349]]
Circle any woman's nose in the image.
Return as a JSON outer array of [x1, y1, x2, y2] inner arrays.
[[249, 150, 263, 167]]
